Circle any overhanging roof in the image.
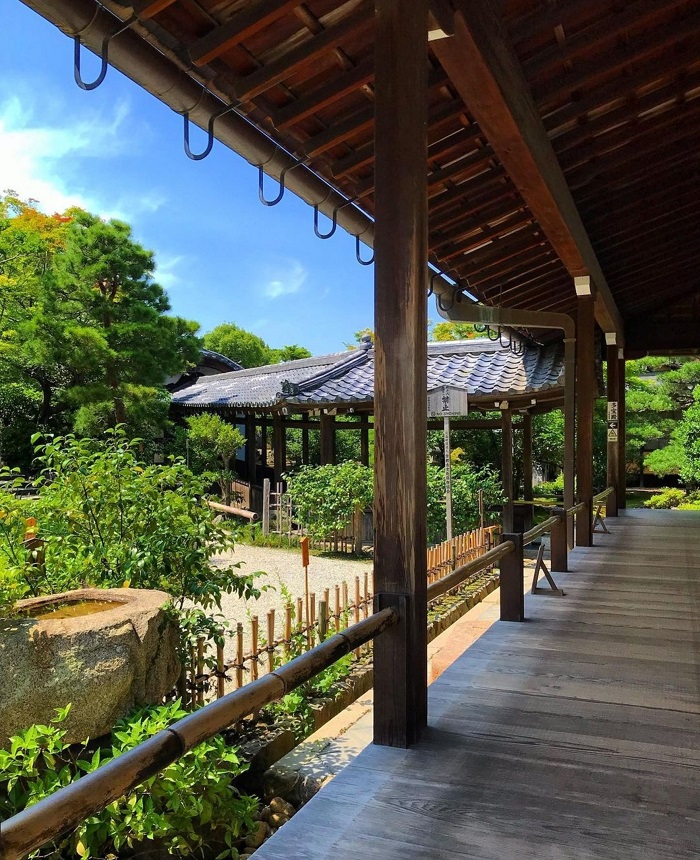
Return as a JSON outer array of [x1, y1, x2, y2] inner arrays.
[[171, 337, 565, 411], [20, 0, 700, 352]]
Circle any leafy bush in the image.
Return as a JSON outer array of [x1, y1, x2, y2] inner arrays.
[[186, 414, 246, 504], [644, 488, 686, 509], [0, 702, 258, 859], [5, 428, 258, 609], [285, 462, 373, 540], [426, 462, 503, 544], [535, 474, 564, 496]]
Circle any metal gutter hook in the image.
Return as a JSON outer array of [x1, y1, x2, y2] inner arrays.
[[73, 17, 137, 92], [183, 105, 235, 161], [258, 157, 307, 207], [355, 235, 375, 266]]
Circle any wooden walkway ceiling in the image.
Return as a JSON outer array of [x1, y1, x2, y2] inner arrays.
[[25, 0, 700, 350], [253, 508, 700, 858]]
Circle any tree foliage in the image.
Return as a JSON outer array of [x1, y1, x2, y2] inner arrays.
[[186, 413, 245, 502], [0, 196, 201, 465], [203, 322, 311, 368]]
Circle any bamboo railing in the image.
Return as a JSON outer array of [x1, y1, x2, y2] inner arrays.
[[0, 610, 398, 860]]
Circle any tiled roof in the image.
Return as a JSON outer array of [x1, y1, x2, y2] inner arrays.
[[171, 339, 564, 410]]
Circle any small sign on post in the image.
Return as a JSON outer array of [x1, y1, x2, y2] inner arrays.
[[427, 386, 469, 540]]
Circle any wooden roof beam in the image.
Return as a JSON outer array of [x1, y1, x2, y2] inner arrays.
[[432, 0, 623, 334], [130, 0, 176, 19], [187, 0, 303, 67]]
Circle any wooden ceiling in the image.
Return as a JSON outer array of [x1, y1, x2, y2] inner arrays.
[[23, 0, 700, 352]]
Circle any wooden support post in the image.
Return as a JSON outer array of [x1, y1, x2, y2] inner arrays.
[[606, 343, 620, 516], [360, 415, 370, 466], [236, 623, 244, 689], [245, 414, 257, 483], [618, 355, 627, 510], [216, 632, 225, 699], [318, 600, 328, 641], [576, 291, 595, 547], [301, 413, 310, 465], [501, 408, 514, 532], [522, 410, 533, 504], [549, 507, 568, 572], [499, 533, 524, 621], [260, 419, 268, 469], [372, 0, 429, 749], [273, 414, 285, 483], [563, 337, 576, 548], [320, 412, 335, 465], [196, 636, 205, 707], [262, 478, 271, 535]]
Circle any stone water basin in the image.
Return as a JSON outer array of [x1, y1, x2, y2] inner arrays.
[[0, 588, 180, 746]]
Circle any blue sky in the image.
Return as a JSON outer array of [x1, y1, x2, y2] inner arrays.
[[0, 3, 390, 355]]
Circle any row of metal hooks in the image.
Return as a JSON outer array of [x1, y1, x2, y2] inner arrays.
[[74, 27, 376, 266], [474, 324, 526, 355]]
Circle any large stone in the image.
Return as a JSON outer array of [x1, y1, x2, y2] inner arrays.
[[0, 588, 180, 746]]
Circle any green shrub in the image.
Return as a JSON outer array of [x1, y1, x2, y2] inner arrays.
[[535, 475, 564, 496], [1, 429, 259, 609], [0, 701, 258, 859], [285, 462, 373, 540], [644, 488, 686, 509], [426, 462, 503, 544]]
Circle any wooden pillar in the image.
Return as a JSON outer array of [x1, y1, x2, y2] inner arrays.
[[606, 342, 620, 516], [273, 414, 285, 483], [522, 411, 533, 501], [501, 408, 514, 532], [260, 419, 268, 469], [245, 414, 257, 483], [301, 412, 310, 465], [618, 355, 627, 509], [563, 337, 576, 548], [360, 415, 370, 466], [320, 413, 335, 465], [576, 286, 595, 547], [372, 0, 428, 749]]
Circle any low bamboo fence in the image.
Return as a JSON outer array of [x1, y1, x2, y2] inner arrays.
[[181, 524, 501, 708]]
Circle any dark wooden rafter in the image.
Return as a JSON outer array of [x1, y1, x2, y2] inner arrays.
[[432, 0, 623, 334]]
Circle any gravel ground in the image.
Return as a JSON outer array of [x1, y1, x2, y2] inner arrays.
[[211, 545, 373, 661]]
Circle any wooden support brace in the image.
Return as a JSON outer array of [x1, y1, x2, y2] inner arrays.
[[593, 503, 610, 534], [530, 542, 565, 596], [499, 532, 524, 622]]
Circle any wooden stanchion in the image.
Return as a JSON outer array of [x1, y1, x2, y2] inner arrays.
[[236, 623, 244, 689], [267, 609, 275, 673], [251, 616, 259, 681], [216, 633, 225, 699]]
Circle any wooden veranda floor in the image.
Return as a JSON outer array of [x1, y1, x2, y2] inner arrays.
[[254, 509, 700, 859]]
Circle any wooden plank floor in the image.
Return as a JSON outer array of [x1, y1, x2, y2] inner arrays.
[[254, 510, 700, 859]]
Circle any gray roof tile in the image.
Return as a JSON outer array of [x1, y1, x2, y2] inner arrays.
[[172, 339, 564, 410]]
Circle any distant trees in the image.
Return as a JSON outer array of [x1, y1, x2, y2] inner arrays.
[[203, 322, 310, 368]]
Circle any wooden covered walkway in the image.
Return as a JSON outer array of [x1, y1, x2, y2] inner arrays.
[[255, 509, 700, 859]]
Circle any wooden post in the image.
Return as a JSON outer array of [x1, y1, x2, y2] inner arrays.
[[301, 412, 310, 466], [606, 342, 620, 516], [196, 636, 205, 707], [318, 600, 328, 641], [564, 337, 576, 548], [576, 290, 595, 547], [618, 354, 627, 509], [273, 413, 285, 484], [372, 0, 429, 749], [320, 412, 335, 465], [334, 585, 341, 631], [360, 415, 370, 466], [251, 616, 259, 681], [245, 414, 257, 483], [267, 609, 275, 674], [262, 478, 271, 535], [549, 507, 568, 572], [499, 533, 524, 622], [260, 418, 268, 468], [501, 408, 514, 532], [523, 411, 533, 505]]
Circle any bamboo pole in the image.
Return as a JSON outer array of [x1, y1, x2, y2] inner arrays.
[[216, 633, 225, 699], [236, 623, 244, 689], [284, 604, 292, 659], [196, 637, 205, 707], [267, 609, 276, 674], [189, 644, 196, 710], [251, 616, 259, 681], [334, 584, 341, 631], [318, 599, 328, 641]]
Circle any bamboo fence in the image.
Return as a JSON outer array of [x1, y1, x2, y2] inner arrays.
[[180, 524, 501, 708]]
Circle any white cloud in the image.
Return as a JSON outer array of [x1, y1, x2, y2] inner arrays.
[[259, 258, 308, 299], [155, 254, 188, 291], [0, 91, 165, 220]]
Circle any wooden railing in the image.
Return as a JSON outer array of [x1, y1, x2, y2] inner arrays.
[[0, 610, 398, 860]]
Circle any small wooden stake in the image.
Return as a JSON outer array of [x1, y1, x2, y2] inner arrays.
[[251, 616, 259, 681], [216, 632, 225, 699], [236, 623, 244, 689], [267, 609, 276, 673]]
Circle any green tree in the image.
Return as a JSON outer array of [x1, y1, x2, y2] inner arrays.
[[677, 387, 700, 486], [186, 413, 245, 503], [0, 198, 201, 459], [269, 344, 312, 363], [203, 323, 271, 368], [430, 321, 477, 341]]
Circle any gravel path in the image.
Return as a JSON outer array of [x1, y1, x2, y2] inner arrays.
[[211, 545, 373, 660]]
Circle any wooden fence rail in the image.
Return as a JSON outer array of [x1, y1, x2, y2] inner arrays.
[[0, 610, 399, 860]]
